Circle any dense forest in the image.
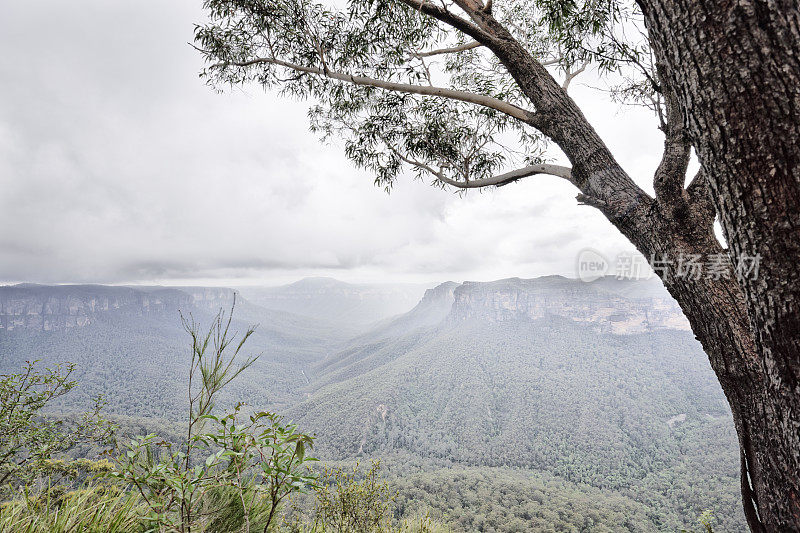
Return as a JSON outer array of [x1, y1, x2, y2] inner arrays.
[[0, 279, 741, 530]]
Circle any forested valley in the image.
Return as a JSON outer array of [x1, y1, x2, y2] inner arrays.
[[0, 277, 741, 531]]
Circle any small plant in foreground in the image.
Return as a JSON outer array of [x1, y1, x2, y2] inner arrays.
[[108, 300, 318, 533], [0, 360, 114, 499]]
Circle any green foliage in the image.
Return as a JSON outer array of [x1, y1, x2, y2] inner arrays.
[[204, 409, 319, 528], [0, 282, 744, 530], [195, 0, 550, 190], [200, 484, 275, 533], [107, 303, 318, 532], [0, 485, 147, 533], [697, 509, 715, 533], [194, 0, 662, 191], [313, 461, 396, 531], [680, 510, 716, 533], [282, 461, 449, 533], [391, 462, 661, 532], [286, 316, 745, 530], [0, 361, 114, 498]]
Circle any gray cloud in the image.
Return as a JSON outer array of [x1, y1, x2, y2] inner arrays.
[[0, 0, 665, 286]]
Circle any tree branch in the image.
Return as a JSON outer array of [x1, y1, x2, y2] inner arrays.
[[396, 0, 495, 46], [413, 41, 560, 70], [653, 130, 690, 206], [437, 163, 572, 188], [562, 61, 589, 91], [393, 1, 650, 219], [381, 138, 572, 189], [422, 6, 654, 221], [414, 41, 481, 57], [653, 65, 690, 208], [213, 56, 536, 124], [383, 144, 448, 181]]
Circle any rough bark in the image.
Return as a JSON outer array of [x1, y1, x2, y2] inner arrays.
[[637, 1, 800, 529], [209, 1, 800, 527], [451, 4, 798, 529]]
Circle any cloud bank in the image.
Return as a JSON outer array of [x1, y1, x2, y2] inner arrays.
[[0, 0, 667, 285]]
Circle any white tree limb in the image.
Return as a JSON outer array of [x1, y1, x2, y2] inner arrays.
[[414, 41, 482, 57], [381, 139, 571, 189], [562, 60, 589, 91], [437, 163, 572, 188], [214, 56, 535, 123]]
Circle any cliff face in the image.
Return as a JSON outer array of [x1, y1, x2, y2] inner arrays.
[[419, 281, 459, 304], [448, 276, 690, 334], [0, 285, 236, 331], [1, 277, 690, 335], [358, 281, 459, 341], [178, 287, 238, 311]]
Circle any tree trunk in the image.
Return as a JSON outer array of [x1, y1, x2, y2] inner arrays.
[[638, 0, 800, 529], [445, 5, 799, 527], [639, 209, 773, 532], [202, 1, 799, 527]]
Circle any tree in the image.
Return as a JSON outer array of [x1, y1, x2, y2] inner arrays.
[[0, 361, 113, 497], [194, 0, 800, 529], [110, 302, 318, 532], [283, 460, 447, 532]]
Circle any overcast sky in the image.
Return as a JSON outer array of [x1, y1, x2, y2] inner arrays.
[[0, 0, 672, 287]]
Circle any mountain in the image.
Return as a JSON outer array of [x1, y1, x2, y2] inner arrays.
[[0, 284, 352, 418], [237, 277, 431, 325], [286, 276, 744, 530], [0, 284, 193, 331], [0, 276, 745, 530], [448, 276, 690, 334]]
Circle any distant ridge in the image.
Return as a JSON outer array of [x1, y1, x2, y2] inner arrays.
[[448, 275, 690, 334], [305, 274, 693, 395], [237, 277, 431, 325], [0, 283, 354, 419], [0, 284, 193, 331]]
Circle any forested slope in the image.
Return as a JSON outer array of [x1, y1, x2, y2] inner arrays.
[[0, 277, 744, 530], [287, 277, 744, 530], [0, 284, 351, 417]]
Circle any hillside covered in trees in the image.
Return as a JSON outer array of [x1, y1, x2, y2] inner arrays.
[[0, 277, 743, 530]]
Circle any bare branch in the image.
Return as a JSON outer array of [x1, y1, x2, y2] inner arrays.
[[562, 60, 589, 91], [414, 41, 481, 57], [437, 163, 572, 188], [213, 56, 536, 123]]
